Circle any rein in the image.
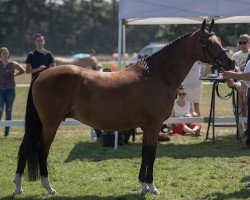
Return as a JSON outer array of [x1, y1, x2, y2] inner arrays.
[[198, 32, 226, 69], [215, 81, 244, 116]]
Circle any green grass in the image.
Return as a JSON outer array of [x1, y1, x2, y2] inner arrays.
[[0, 84, 249, 200]]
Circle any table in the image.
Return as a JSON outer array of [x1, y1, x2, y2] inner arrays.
[[200, 76, 239, 141]]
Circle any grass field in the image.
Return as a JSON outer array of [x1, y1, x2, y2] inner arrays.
[[0, 84, 249, 200]]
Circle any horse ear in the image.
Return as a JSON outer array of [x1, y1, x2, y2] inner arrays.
[[201, 19, 206, 32], [209, 19, 215, 31]]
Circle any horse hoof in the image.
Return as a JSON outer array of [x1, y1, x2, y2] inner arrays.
[[139, 186, 150, 194], [147, 183, 160, 195], [13, 189, 23, 195], [48, 189, 56, 195], [149, 188, 160, 195], [139, 181, 150, 194]]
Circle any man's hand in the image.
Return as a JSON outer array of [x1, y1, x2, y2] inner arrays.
[[221, 68, 234, 79], [226, 78, 235, 88], [39, 65, 46, 70]]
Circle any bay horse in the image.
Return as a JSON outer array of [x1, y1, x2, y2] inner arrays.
[[13, 19, 235, 195]]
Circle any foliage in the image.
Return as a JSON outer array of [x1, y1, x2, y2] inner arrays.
[[0, 0, 250, 55], [157, 23, 250, 48], [0, 0, 119, 54]]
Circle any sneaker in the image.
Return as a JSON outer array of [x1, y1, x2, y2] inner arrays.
[[161, 124, 168, 133], [242, 130, 248, 138], [238, 123, 245, 136], [4, 131, 9, 137], [161, 125, 173, 134], [246, 139, 250, 149], [163, 128, 173, 134], [194, 128, 201, 137]]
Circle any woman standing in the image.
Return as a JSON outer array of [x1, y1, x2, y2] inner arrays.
[[183, 61, 212, 116], [0, 47, 25, 137]]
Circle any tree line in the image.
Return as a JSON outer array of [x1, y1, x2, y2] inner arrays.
[[0, 0, 249, 55]]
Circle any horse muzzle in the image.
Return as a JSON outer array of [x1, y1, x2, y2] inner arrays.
[[218, 53, 235, 71], [224, 58, 235, 71]]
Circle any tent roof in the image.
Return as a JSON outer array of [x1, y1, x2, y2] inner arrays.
[[119, 0, 250, 24]]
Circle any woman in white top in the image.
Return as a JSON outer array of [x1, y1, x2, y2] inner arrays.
[[171, 85, 201, 136]]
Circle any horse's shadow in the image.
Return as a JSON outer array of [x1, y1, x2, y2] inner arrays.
[[65, 135, 250, 163], [204, 175, 250, 199], [0, 193, 146, 200]]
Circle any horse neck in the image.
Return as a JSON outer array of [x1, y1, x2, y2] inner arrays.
[[146, 32, 201, 87]]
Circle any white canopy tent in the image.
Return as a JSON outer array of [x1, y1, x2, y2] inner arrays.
[[118, 0, 250, 67]]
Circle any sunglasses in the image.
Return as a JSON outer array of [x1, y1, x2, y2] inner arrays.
[[178, 93, 186, 96], [239, 41, 247, 45]]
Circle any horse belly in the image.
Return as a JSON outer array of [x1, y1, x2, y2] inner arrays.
[[73, 92, 142, 131]]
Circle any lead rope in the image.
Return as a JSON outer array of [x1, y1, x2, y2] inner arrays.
[[215, 82, 244, 116]]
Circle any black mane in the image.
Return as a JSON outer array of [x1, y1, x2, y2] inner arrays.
[[145, 32, 193, 61]]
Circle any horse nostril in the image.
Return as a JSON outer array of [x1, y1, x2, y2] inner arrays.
[[227, 59, 235, 70], [230, 59, 235, 66]]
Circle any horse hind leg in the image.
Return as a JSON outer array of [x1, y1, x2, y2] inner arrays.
[[38, 122, 61, 195], [13, 139, 30, 195], [13, 173, 23, 195], [13, 144, 24, 195], [38, 142, 56, 195]]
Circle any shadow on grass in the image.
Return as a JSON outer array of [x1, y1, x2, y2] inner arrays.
[[65, 135, 250, 163], [0, 193, 146, 200], [204, 176, 250, 199]]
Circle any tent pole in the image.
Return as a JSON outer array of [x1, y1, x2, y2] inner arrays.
[[122, 23, 126, 67], [117, 19, 123, 70]]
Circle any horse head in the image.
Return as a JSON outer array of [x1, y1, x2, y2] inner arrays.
[[197, 19, 235, 71]]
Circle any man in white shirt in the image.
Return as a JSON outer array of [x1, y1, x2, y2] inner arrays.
[[222, 59, 250, 148], [227, 34, 250, 135]]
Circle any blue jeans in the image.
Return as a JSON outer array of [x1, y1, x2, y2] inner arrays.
[[0, 88, 16, 136]]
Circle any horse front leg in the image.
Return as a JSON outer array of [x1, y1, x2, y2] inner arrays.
[[138, 122, 161, 194], [145, 143, 159, 195], [138, 140, 150, 193]]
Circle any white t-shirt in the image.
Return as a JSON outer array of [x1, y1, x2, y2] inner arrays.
[[233, 51, 249, 71], [241, 59, 250, 88], [173, 100, 191, 117]]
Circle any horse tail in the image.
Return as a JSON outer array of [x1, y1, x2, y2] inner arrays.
[[19, 75, 41, 181]]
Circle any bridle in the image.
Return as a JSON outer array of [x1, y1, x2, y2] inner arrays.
[[197, 31, 227, 69]]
